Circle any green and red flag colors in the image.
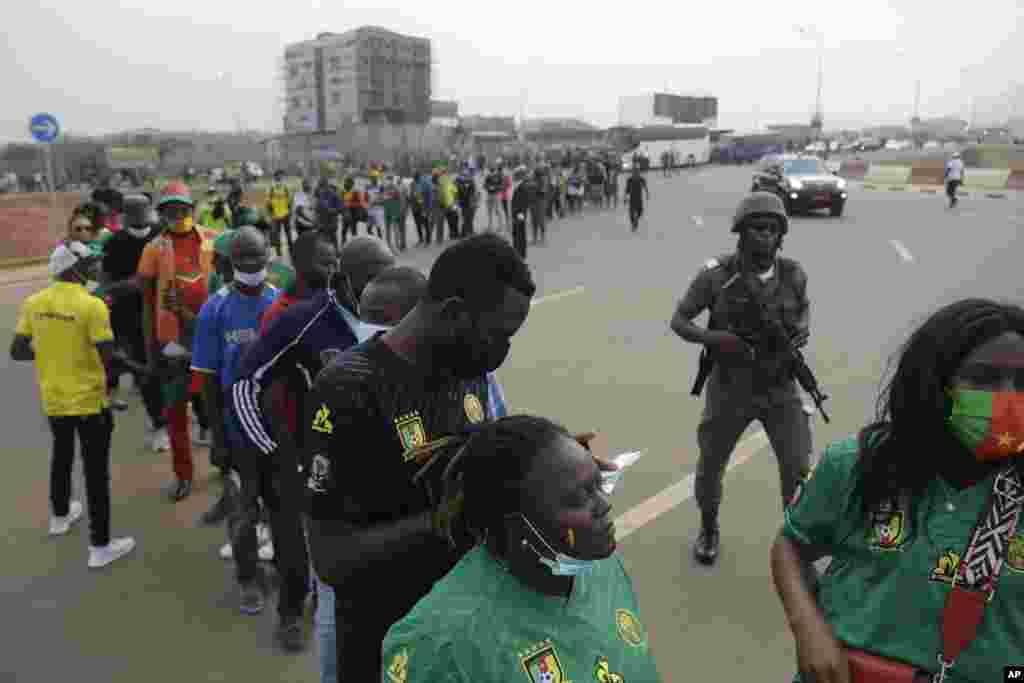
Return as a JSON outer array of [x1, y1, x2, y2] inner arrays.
[[948, 389, 1024, 462]]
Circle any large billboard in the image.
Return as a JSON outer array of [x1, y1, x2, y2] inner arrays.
[[106, 145, 160, 168], [653, 94, 718, 125]]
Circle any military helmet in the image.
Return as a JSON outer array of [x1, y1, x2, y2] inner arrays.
[[731, 191, 789, 235]]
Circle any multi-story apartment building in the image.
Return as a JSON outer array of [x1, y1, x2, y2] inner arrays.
[[283, 27, 432, 132]]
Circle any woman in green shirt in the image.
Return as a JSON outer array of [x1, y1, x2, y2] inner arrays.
[[772, 298, 1024, 683], [382, 416, 662, 682]]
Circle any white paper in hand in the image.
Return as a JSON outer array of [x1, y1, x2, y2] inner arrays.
[[600, 451, 645, 495], [162, 341, 191, 359]]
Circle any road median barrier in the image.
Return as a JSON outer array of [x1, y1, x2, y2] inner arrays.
[[962, 168, 1011, 192], [863, 164, 911, 186], [838, 159, 868, 180]]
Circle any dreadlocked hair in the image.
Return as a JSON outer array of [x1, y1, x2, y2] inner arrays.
[[404, 415, 571, 548]]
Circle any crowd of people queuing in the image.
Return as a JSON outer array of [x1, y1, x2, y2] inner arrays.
[[9, 154, 1023, 683]]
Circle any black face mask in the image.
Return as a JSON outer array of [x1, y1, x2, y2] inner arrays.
[[437, 316, 511, 380]]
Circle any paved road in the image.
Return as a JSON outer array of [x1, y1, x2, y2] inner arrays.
[[2, 166, 1021, 683]]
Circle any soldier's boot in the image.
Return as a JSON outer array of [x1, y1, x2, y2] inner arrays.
[[693, 513, 720, 565]]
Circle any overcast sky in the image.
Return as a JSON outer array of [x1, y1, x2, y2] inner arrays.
[[3, 0, 1021, 142]]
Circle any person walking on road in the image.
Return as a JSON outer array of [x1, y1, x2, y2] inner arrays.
[[625, 166, 650, 231], [11, 241, 136, 568], [510, 167, 534, 260], [670, 192, 813, 565], [266, 171, 293, 259], [945, 151, 965, 208]]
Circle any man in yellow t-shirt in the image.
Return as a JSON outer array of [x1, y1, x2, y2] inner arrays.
[[266, 171, 293, 259], [10, 241, 136, 569]]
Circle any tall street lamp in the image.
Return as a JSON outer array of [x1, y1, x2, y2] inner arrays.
[[794, 25, 824, 138]]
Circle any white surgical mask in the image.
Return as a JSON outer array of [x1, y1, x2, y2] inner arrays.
[[510, 513, 596, 577], [336, 300, 390, 343], [126, 226, 151, 239], [234, 268, 267, 287]]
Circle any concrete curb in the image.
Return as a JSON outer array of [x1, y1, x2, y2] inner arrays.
[[0, 256, 49, 271], [857, 184, 1010, 199]]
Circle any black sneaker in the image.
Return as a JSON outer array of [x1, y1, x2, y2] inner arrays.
[[197, 492, 230, 527], [164, 479, 192, 503], [693, 525, 720, 565], [276, 616, 307, 652], [239, 581, 265, 616]]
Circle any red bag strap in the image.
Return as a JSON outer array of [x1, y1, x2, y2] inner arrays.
[[935, 468, 1023, 683]]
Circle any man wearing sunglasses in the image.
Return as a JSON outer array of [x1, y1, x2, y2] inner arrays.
[[670, 192, 813, 566]]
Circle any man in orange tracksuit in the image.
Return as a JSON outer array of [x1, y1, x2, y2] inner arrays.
[[137, 180, 218, 501]]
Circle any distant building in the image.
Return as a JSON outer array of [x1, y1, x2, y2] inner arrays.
[[461, 115, 517, 136], [521, 118, 603, 147], [765, 124, 819, 144], [282, 27, 432, 132], [618, 93, 719, 128], [914, 117, 969, 139], [430, 100, 460, 128]]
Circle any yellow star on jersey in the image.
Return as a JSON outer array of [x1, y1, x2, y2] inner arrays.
[[997, 432, 1015, 450]]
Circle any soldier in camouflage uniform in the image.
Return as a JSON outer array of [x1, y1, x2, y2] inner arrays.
[[670, 192, 813, 565]]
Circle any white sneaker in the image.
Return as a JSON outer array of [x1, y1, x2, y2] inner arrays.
[[49, 500, 84, 536], [259, 541, 275, 562], [151, 427, 170, 453], [88, 537, 136, 569], [256, 523, 272, 546], [219, 540, 274, 561]]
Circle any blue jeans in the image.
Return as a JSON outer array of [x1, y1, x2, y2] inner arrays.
[[315, 575, 336, 683]]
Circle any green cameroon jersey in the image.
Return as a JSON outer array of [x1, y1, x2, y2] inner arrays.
[[783, 435, 1024, 683], [382, 546, 662, 683]]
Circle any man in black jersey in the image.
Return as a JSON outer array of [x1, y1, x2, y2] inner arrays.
[[304, 233, 535, 680]]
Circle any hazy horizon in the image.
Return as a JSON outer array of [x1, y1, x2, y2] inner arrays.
[[4, 0, 1021, 144]]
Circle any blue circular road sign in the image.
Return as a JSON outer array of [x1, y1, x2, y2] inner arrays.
[[29, 113, 60, 143]]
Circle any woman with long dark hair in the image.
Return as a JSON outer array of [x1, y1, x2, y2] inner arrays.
[[772, 298, 1024, 683]]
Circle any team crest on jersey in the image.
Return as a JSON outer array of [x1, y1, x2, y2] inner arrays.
[[311, 404, 334, 434], [386, 648, 408, 683], [463, 393, 485, 424], [865, 495, 910, 551], [1008, 534, 1024, 574], [520, 640, 565, 683], [615, 608, 645, 647], [593, 656, 625, 683], [396, 412, 427, 460], [307, 454, 331, 493], [930, 549, 962, 584], [320, 348, 342, 367]]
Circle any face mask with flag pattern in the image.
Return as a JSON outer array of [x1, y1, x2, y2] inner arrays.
[[946, 388, 1024, 462]]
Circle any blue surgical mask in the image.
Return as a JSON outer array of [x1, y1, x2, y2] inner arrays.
[[335, 298, 390, 343], [509, 513, 596, 577]]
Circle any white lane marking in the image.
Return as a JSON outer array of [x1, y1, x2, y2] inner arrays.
[[532, 285, 585, 305], [614, 429, 770, 541], [889, 239, 914, 263]]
